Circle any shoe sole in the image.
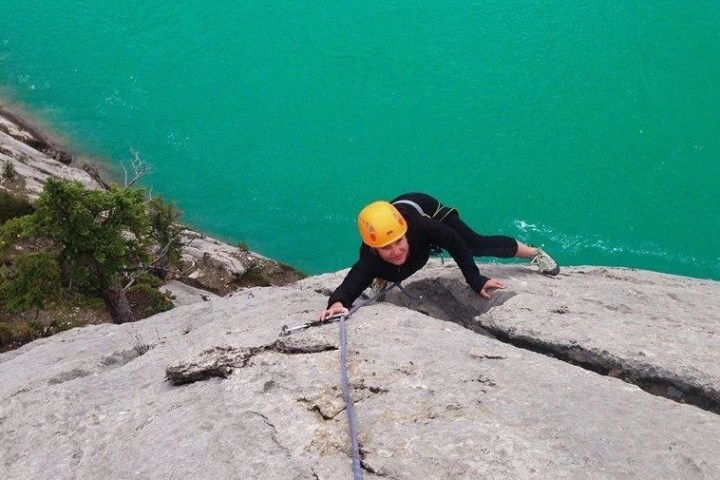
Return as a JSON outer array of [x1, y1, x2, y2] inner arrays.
[[542, 266, 560, 276]]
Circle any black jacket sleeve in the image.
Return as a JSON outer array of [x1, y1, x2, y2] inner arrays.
[[415, 215, 490, 292], [326, 248, 378, 308]]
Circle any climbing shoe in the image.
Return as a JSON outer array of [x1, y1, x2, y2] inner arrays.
[[530, 248, 560, 276]]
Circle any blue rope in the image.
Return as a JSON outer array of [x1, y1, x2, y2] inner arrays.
[[338, 313, 364, 480], [285, 280, 420, 477], [347, 280, 422, 316]]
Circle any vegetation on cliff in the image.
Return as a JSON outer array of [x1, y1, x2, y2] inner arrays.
[[0, 177, 183, 349], [0, 107, 305, 352]]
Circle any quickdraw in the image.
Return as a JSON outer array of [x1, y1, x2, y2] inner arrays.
[[279, 281, 408, 337]]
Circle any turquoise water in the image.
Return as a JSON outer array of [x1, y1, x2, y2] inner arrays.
[[2, 2, 719, 280]]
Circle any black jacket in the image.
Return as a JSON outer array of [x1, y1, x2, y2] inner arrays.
[[327, 201, 489, 308]]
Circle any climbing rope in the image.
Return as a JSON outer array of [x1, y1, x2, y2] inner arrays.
[[338, 281, 422, 479], [279, 281, 412, 336], [338, 313, 363, 480], [279, 281, 423, 479], [332, 283, 402, 480], [390, 281, 422, 302], [347, 281, 399, 314]]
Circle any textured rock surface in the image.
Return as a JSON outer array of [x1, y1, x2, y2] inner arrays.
[[0, 127, 103, 198], [366, 262, 720, 412], [1, 263, 719, 480]]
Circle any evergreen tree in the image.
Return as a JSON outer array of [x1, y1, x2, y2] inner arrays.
[[3, 179, 154, 323], [147, 197, 183, 277]]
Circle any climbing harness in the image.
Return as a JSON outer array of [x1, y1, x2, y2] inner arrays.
[[392, 198, 453, 261], [391, 198, 425, 215], [392, 198, 456, 222]]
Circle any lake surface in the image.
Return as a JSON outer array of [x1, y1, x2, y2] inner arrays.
[[2, 1, 718, 280]]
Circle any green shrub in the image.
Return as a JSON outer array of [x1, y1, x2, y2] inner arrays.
[[134, 271, 164, 289], [127, 283, 174, 318], [47, 315, 80, 335], [11, 322, 42, 345], [0, 322, 13, 349], [0, 191, 34, 224], [2, 161, 18, 181], [1, 252, 62, 313], [64, 292, 105, 310], [147, 197, 183, 274]]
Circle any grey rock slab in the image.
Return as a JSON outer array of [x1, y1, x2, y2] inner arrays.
[[1, 282, 719, 480], [383, 262, 720, 411], [0, 130, 102, 199], [346, 306, 720, 480], [161, 279, 221, 306]]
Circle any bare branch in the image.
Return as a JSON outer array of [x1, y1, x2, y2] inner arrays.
[[122, 236, 181, 291], [122, 148, 152, 187]]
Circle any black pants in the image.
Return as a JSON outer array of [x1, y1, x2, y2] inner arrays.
[[393, 192, 519, 258], [442, 211, 519, 258]]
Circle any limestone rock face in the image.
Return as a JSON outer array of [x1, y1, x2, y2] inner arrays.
[[1, 263, 719, 480], [0, 126, 103, 199]]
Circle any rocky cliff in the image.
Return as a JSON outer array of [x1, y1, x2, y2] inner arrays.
[[0, 103, 303, 300], [1, 262, 718, 479]]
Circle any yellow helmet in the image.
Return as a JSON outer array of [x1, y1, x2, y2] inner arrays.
[[357, 201, 407, 248]]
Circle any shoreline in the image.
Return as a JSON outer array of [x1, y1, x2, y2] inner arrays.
[[0, 98, 119, 184], [0, 101, 75, 164], [0, 98, 244, 247], [0, 100, 305, 301], [2, 98, 715, 284]]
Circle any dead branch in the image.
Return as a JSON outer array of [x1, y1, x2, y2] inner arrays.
[[123, 148, 152, 187]]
